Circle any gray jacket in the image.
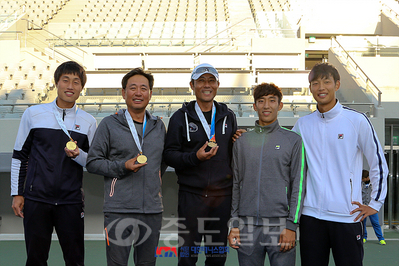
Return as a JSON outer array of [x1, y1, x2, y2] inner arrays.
[[231, 120, 306, 231], [86, 110, 166, 214]]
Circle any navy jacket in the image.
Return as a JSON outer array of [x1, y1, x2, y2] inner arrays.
[[11, 100, 97, 205], [164, 100, 237, 196]]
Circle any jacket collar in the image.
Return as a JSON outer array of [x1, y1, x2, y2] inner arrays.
[[183, 100, 229, 121], [52, 98, 77, 115], [315, 99, 342, 120], [254, 119, 280, 134]]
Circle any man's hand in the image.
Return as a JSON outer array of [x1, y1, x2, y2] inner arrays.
[[12, 195, 24, 218], [350, 201, 378, 222], [232, 129, 247, 142], [196, 142, 218, 161], [228, 228, 241, 249], [278, 229, 296, 252], [64, 141, 80, 159], [125, 154, 147, 173]]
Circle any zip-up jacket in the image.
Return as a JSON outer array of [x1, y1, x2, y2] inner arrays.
[[231, 120, 306, 231], [86, 110, 166, 214], [293, 100, 388, 223], [11, 99, 97, 205], [163, 100, 237, 196]]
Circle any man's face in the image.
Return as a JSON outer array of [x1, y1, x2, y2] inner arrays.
[[122, 74, 152, 113], [253, 94, 283, 127], [190, 73, 219, 104], [56, 73, 83, 108], [309, 74, 340, 112]]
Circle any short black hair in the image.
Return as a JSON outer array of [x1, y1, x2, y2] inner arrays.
[[309, 62, 340, 83], [54, 61, 87, 87], [253, 83, 283, 103], [122, 68, 154, 90], [362, 169, 369, 178]]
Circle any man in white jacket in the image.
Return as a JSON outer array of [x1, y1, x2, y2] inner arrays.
[[293, 62, 388, 266]]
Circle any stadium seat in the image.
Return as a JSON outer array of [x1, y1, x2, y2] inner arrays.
[[7, 89, 24, 100]]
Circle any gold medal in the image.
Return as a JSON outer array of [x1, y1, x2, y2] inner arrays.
[[208, 141, 217, 148], [137, 154, 147, 164], [66, 140, 77, 151]]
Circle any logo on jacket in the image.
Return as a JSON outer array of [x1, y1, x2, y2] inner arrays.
[[75, 124, 81, 130], [338, 134, 344, 139], [189, 122, 198, 132], [275, 145, 280, 150]]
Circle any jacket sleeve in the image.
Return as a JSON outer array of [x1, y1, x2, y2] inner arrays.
[[230, 140, 242, 221], [72, 116, 97, 167], [163, 111, 201, 169], [358, 115, 388, 212], [11, 109, 33, 196], [86, 118, 130, 178], [286, 135, 307, 231]]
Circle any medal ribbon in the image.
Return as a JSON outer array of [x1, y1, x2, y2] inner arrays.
[[53, 101, 78, 141], [195, 102, 216, 142], [125, 110, 147, 154]]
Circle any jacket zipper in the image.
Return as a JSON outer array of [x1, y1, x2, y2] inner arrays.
[[350, 179, 353, 203], [256, 132, 266, 225]]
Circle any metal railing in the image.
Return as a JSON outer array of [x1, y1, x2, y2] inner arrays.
[[20, 18, 88, 66], [0, 101, 377, 118], [185, 17, 252, 53], [331, 37, 382, 107]]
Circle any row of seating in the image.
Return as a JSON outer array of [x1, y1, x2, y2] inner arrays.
[[0, 88, 41, 102], [74, 0, 229, 23], [0, 0, 68, 28], [49, 21, 232, 46]]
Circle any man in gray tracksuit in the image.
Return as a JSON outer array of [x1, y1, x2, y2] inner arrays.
[[86, 68, 166, 266], [228, 83, 306, 266]]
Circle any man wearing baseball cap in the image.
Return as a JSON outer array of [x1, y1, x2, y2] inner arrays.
[[164, 63, 238, 265]]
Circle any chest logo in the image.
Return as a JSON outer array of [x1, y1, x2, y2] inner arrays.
[[75, 124, 81, 130], [338, 134, 344, 139], [275, 145, 280, 150], [188, 122, 198, 133]]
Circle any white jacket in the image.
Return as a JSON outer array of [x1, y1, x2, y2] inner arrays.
[[293, 101, 388, 223]]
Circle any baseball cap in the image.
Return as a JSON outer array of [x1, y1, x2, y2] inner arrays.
[[191, 63, 219, 81]]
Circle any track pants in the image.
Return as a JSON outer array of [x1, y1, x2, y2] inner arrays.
[[177, 191, 231, 266], [299, 215, 363, 266], [104, 212, 162, 266], [363, 213, 384, 241], [23, 199, 85, 266], [236, 224, 296, 266]]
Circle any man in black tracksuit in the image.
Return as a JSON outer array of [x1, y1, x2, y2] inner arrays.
[[164, 63, 237, 266]]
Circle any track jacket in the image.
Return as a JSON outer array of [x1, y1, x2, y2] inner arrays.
[[231, 120, 306, 231], [163, 100, 237, 196], [11, 99, 97, 205], [293, 100, 388, 223], [86, 110, 166, 214]]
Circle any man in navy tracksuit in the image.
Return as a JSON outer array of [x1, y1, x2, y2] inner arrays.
[[11, 61, 97, 266], [164, 63, 237, 265]]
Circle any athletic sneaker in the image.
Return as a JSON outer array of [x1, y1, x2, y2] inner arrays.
[[379, 240, 386, 245], [363, 238, 366, 243]]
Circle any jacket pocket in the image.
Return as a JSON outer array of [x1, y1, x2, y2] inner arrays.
[[27, 160, 38, 192]]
